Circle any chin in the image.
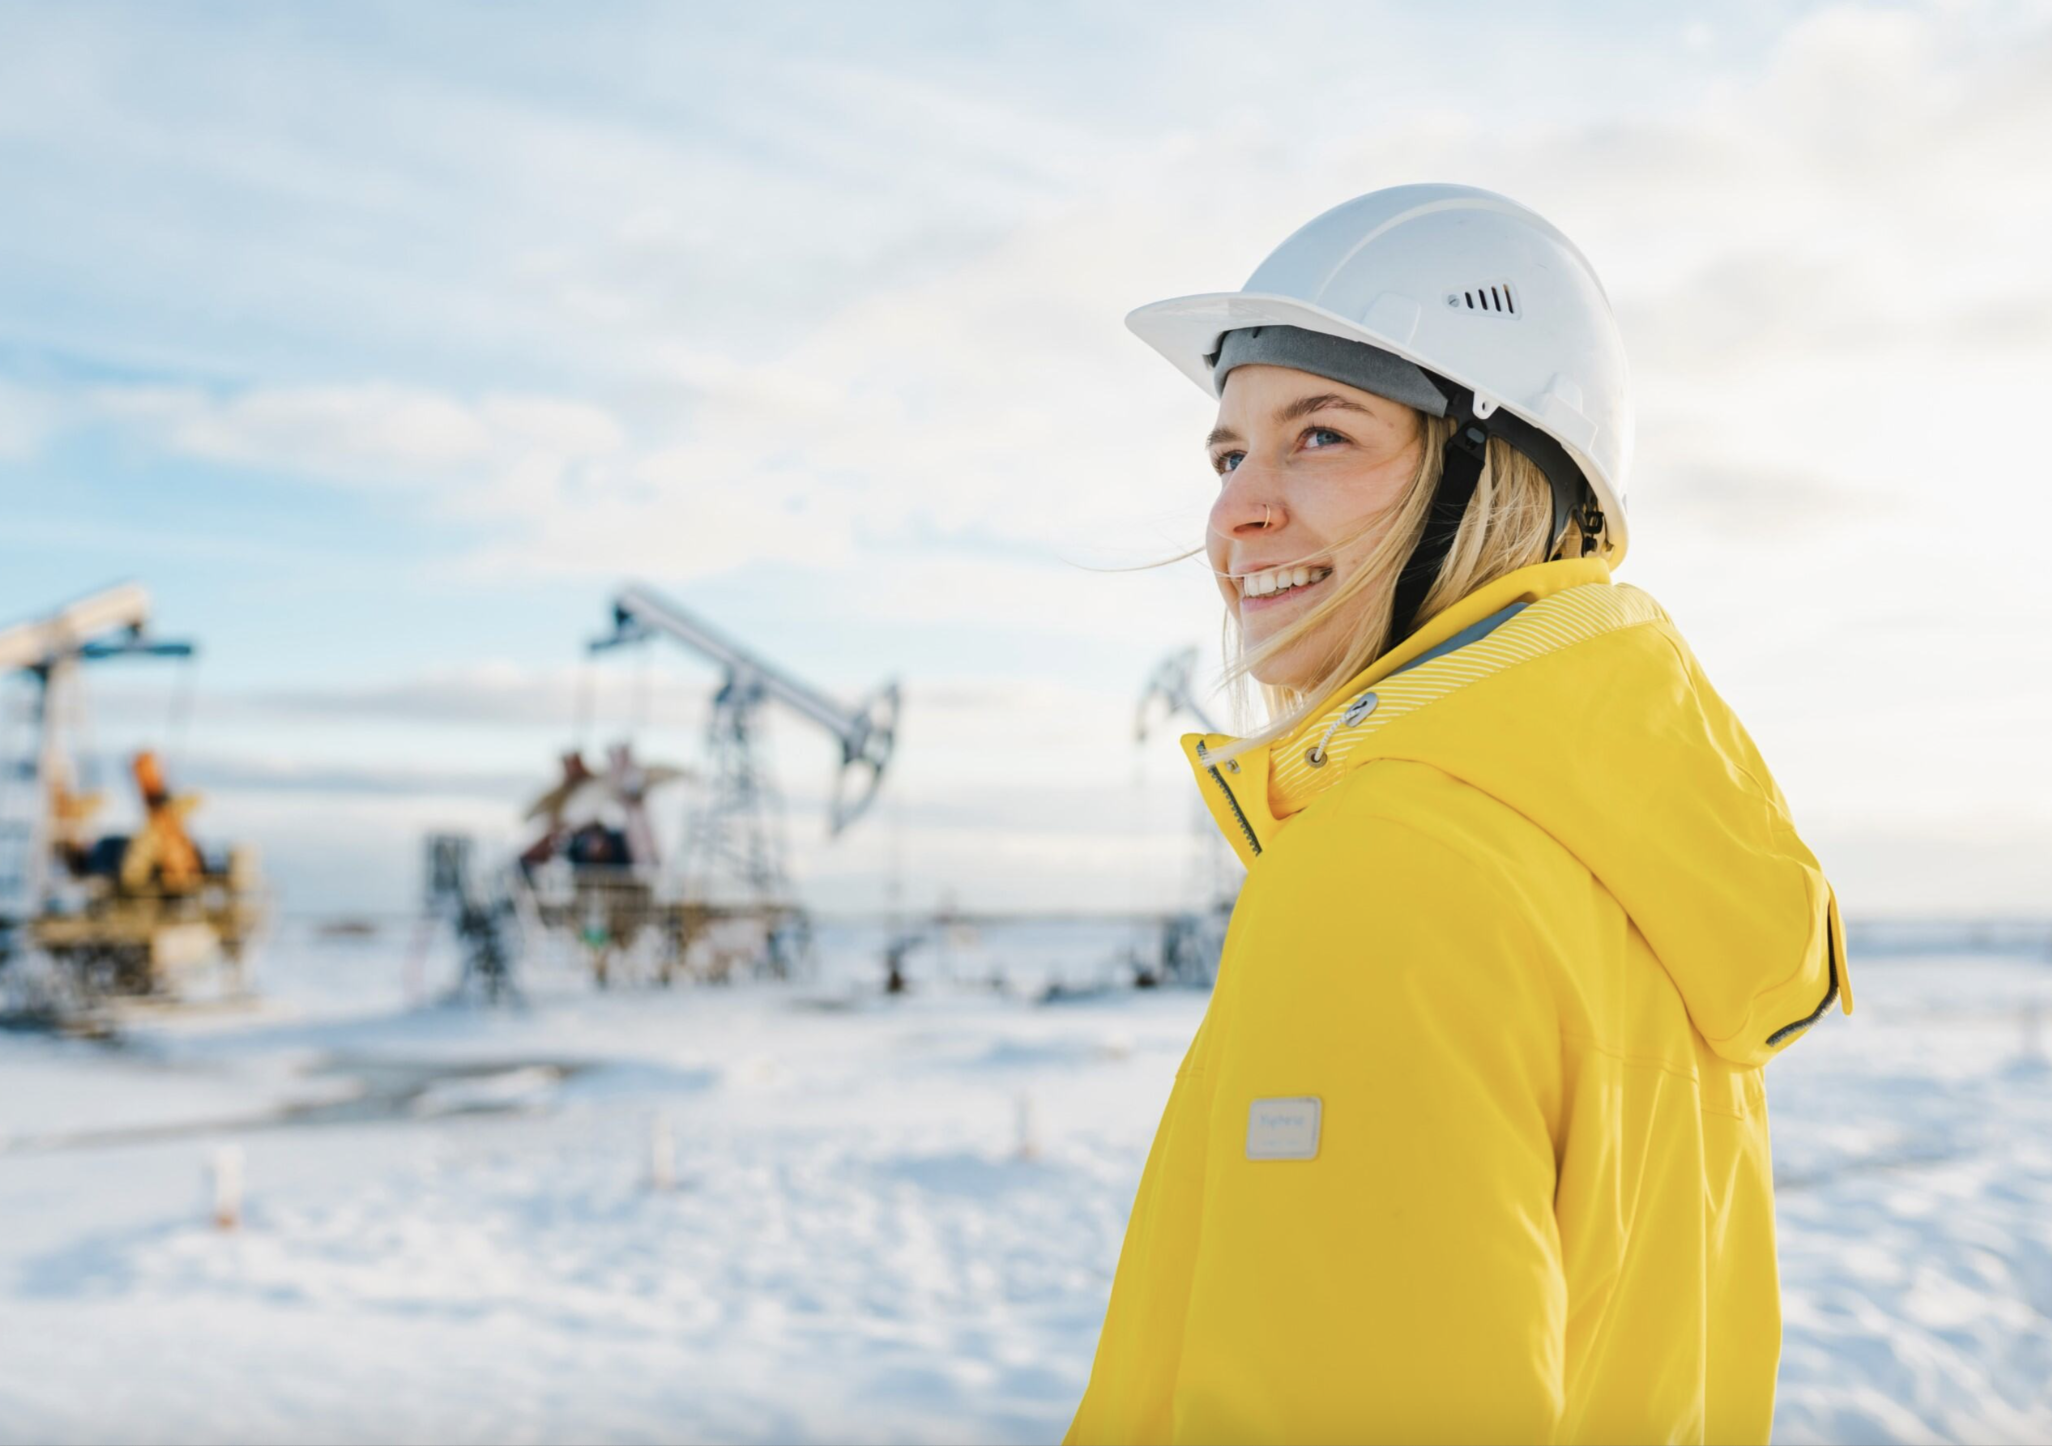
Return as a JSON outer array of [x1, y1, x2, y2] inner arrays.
[[1244, 645, 1319, 693]]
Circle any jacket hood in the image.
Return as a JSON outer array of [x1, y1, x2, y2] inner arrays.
[[1183, 558, 1849, 1066]]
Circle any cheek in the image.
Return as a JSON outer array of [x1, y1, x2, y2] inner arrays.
[[1318, 461, 1414, 556]]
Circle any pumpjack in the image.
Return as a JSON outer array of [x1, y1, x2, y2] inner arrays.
[[438, 582, 903, 992], [585, 582, 900, 981], [0, 584, 263, 1010]]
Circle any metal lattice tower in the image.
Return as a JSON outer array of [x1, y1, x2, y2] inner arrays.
[[685, 675, 792, 912]]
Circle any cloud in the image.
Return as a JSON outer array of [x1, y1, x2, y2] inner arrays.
[[412, 6, 2052, 580], [243, 662, 682, 729], [1645, 460, 1888, 535], [27, 2, 2047, 588], [0, 383, 55, 458], [177, 755, 538, 800], [1806, 814, 2052, 916], [169, 385, 496, 477], [79, 382, 629, 514]]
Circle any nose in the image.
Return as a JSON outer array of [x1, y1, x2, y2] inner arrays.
[[1209, 465, 1287, 559]]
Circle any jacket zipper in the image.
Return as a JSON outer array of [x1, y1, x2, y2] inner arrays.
[[1764, 907, 1840, 1047], [1194, 741, 1261, 859]]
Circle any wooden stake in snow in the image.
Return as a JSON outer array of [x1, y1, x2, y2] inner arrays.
[[647, 1111, 676, 1191], [209, 1144, 244, 1231], [1015, 1089, 1040, 1162]]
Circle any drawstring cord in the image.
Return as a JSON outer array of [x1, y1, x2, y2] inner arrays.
[[1304, 692, 1379, 767]]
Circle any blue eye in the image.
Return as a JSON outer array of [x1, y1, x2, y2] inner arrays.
[[1306, 427, 1345, 448], [1216, 452, 1244, 474]]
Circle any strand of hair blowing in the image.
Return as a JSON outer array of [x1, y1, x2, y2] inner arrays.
[[1211, 412, 1564, 765]]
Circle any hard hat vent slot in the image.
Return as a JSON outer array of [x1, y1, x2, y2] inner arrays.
[[1447, 281, 1519, 316]]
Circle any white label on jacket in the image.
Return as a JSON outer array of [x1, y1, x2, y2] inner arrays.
[[1246, 1096, 1321, 1160]]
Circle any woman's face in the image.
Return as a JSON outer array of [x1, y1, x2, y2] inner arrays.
[[1206, 364, 1424, 690]]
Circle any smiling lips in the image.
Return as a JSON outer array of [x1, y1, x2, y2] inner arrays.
[[1238, 564, 1334, 605]]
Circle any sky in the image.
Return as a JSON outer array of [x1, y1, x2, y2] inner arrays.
[[1, 0, 2049, 918]]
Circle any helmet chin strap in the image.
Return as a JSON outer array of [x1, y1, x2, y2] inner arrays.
[[1387, 386, 1489, 648], [1386, 380, 1605, 647]]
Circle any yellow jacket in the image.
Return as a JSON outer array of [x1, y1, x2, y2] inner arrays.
[[1067, 558, 1850, 1445]]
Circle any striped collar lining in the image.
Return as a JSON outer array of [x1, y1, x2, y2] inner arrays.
[[1267, 582, 1670, 817]]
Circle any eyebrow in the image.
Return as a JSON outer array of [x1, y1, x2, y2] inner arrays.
[[1205, 393, 1378, 450]]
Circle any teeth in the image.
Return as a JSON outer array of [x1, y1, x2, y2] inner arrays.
[[1242, 565, 1331, 599]]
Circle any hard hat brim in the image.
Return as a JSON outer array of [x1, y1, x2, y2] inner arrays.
[[1127, 292, 1416, 398]]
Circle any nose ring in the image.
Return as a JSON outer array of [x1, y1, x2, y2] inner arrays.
[[1261, 504, 1274, 530]]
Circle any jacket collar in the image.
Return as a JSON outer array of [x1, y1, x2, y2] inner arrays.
[[1181, 557, 1616, 867]]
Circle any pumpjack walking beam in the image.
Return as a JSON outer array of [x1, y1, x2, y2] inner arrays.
[[593, 583, 899, 837]]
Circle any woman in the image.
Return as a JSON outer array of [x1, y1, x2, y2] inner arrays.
[[1067, 185, 1849, 1445]]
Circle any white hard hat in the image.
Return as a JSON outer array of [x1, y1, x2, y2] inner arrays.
[[1128, 183, 1633, 565]]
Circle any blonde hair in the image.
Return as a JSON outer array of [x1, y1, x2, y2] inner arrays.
[[1219, 410, 1581, 757]]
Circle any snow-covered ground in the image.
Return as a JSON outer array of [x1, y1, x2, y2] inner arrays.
[[0, 923, 2047, 1444]]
